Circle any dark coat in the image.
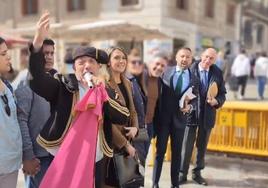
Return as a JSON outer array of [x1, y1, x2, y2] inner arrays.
[[29, 45, 79, 149], [153, 66, 199, 135], [191, 61, 226, 130], [29, 45, 129, 157], [105, 74, 138, 150], [126, 73, 147, 128]]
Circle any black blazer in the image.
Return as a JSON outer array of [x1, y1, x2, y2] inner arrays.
[[153, 66, 199, 135], [191, 61, 226, 130]]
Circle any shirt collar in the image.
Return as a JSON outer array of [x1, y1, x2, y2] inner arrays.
[[125, 72, 135, 80], [176, 66, 186, 72], [198, 64, 209, 72]]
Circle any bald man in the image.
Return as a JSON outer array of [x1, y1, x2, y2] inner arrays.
[[179, 48, 226, 186]]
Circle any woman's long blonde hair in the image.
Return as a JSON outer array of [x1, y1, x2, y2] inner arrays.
[[97, 64, 110, 82]]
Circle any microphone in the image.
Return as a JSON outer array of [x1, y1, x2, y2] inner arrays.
[[83, 72, 94, 89]]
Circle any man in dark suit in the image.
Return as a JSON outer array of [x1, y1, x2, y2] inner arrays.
[[179, 48, 226, 186], [152, 48, 199, 188]]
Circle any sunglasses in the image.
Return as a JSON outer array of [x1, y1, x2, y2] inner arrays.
[[131, 60, 143, 65], [1, 94, 11, 116]]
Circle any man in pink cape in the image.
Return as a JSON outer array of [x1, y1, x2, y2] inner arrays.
[[29, 12, 132, 188], [40, 84, 108, 188]]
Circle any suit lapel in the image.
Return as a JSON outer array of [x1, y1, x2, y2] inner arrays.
[[162, 66, 176, 88], [208, 66, 217, 87], [121, 75, 133, 106]]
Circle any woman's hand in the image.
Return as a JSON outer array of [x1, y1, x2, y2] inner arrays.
[[125, 142, 136, 157], [125, 127, 138, 139], [33, 11, 50, 51]]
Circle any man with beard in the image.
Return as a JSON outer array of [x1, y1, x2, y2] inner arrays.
[[152, 48, 198, 188]]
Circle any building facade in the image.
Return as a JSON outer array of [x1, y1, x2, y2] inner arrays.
[[1, 0, 267, 69], [240, 0, 268, 53]]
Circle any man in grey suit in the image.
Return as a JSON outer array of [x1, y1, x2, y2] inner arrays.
[[152, 48, 199, 188], [179, 48, 226, 186]]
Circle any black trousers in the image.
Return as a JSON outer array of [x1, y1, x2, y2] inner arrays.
[[152, 120, 185, 186], [180, 125, 211, 177], [237, 75, 248, 96], [95, 158, 105, 188]]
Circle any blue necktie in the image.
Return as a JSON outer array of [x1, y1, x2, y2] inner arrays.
[[201, 70, 208, 94]]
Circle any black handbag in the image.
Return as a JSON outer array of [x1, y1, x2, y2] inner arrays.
[[113, 152, 144, 188], [133, 128, 149, 142]]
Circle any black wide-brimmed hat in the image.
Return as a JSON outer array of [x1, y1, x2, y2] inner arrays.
[[73, 46, 109, 64]]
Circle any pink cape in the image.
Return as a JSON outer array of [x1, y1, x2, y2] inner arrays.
[[40, 84, 108, 188]]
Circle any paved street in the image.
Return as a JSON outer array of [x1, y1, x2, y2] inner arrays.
[[16, 153, 268, 188], [225, 78, 268, 101], [16, 79, 268, 188], [144, 154, 268, 188]]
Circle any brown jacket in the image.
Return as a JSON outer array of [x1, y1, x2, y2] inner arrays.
[[106, 74, 138, 150]]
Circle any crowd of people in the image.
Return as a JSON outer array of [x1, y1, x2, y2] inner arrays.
[[0, 12, 227, 188], [215, 47, 268, 100]]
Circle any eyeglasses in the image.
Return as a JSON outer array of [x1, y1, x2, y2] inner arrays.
[[1, 94, 11, 116], [131, 60, 143, 65]]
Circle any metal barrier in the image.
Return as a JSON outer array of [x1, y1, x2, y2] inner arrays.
[[148, 102, 268, 165], [208, 101, 268, 157]]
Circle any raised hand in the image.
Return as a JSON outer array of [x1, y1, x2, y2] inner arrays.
[[33, 11, 50, 50]]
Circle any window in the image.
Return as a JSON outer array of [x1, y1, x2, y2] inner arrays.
[[226, 3, 236, 25], [256, 25, 264, 44], [21, 0, 38, 15], [244, 20, 253, 47], [176, 0, 188, 10], [67, 0, 85, 11], [205, 0, 215, 18], [121, 0, 139, 6]]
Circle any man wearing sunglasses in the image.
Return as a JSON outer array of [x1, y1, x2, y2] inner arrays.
[[0, 37, 22, 188], [126, 51, 147, 167], [15, 39, 57, 188]]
